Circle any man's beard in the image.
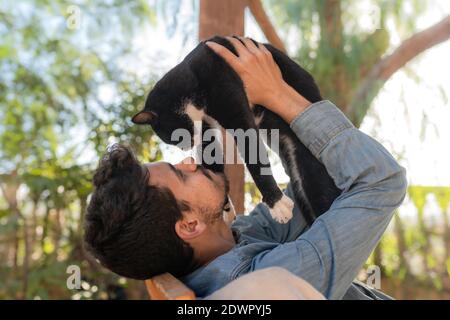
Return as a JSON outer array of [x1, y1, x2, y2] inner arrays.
[[198, 166, 230, 225]]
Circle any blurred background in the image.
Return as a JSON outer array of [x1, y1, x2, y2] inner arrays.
[[0, 0, 449, 299]]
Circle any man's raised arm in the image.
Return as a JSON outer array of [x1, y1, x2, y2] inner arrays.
[[248, 99, 407, 299], [207, 38, 407, 299]]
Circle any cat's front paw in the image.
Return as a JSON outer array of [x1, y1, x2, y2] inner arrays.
[[268, 195, 294, 224]]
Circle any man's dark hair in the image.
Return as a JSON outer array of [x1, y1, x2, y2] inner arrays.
[[84, 144, 194, 280]]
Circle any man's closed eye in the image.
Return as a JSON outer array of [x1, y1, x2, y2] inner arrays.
[[168, 163, 187, 182]]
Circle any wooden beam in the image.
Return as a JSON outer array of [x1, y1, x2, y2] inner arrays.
[[199, 0, 247, 214], [145, 273, 196, 300], [199, 0, 247, 40]]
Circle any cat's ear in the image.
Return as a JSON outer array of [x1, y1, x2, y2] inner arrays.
[[131, 111, 157, 125]]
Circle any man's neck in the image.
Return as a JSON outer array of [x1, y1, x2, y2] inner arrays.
[[190, 224, 236, 267]]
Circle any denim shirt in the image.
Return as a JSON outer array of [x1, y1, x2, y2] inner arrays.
[[182, 100, 408, 300]]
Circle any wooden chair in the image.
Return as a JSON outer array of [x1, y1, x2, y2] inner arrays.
[[145, 273, 196, 300]]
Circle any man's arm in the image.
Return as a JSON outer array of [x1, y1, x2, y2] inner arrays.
[[246, 100, 407, 299], [207, 38, 407, 299]]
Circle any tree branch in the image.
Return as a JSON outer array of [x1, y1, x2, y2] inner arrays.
[[247, 0, 286, 52], [319, 0, 343, 51], [349, 14, 450, 126], [317, 0, 349, 110]]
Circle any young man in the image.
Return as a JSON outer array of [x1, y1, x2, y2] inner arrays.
[[84, 37, 407, 300]]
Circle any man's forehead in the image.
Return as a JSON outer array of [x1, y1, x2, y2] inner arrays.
[[144, 162, 175, 185], [144, 161, 168, 170], [144, 161, 170, 174]]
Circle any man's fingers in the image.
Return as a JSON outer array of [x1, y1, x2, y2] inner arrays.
[[256, 42, 273, 65], [257, 42, 274, 59], [240, 37, 259, 53], [205, 41, 244, 72], [257, 42, 278, 70], [226, 36, 251, 58]]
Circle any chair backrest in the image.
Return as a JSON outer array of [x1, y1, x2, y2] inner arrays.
[[145, 273, 196, 300]]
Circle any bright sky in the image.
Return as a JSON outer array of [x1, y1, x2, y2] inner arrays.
[[131, 1, 450, 187]]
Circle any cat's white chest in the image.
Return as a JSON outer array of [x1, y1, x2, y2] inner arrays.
[[185, 103, 206, 147], [185, 103, 205, 122]]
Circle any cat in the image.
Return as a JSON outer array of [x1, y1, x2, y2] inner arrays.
[[132, 36, 341, 225]]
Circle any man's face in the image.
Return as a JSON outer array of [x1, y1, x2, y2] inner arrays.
[[145, 158, 229, 223]]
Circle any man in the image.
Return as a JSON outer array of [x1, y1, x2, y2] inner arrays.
[[84, 37, 407, 300]]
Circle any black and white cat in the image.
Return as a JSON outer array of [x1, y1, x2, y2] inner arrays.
[[132, 36, 341, 225]]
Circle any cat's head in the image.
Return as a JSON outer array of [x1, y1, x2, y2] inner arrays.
[[132, 35, 323, 153], [132, 36, 238, 150], [132, 62, 206, 150]]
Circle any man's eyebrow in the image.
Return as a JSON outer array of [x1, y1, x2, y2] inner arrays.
[[142, 165, 150, 182], [167, 163, 184, 181]]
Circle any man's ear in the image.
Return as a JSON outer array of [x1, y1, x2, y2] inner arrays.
[[131, 110, 157, 125], [175, 216, 207, 241]]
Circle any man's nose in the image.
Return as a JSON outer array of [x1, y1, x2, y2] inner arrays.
[[175, 157, 197, 172]]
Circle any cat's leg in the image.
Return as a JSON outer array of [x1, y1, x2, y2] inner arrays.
[[276, 131, 317, 225], [263, 116, 341, 225], [196, 120, 225, 173], [194, 114, 293, 223], [225, 119, 293, 223], [289, 138, 341, 219]]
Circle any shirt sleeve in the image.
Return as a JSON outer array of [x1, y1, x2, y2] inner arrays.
[[243, 100, 408, 299], [231, 183, 309, 243]]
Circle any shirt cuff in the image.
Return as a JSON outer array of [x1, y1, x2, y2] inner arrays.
[[289, 100, 354, 158]]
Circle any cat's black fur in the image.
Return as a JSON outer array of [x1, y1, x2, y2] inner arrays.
[[132, 36, 341, 225]]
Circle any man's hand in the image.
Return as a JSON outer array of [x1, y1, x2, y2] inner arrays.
[[206, 37, 312, 123]]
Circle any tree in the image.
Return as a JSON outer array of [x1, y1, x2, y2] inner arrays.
[[348, 14, 450, 125], [163, 1, 450, 216], [2, 0, 449, 299], [0, 0, 158, 299], [166, 0, 450, 127], [163, 0, 450, 299], [263, 0, 450, 126], [198, 0, 247, 214]]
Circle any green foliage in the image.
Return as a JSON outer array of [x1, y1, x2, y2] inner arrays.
[[264, 0, 430, 123], [0, 0, 160, 299], [1, 0, 448, 300], [409, 186, 450, 212], [159, 0, 436, 125]]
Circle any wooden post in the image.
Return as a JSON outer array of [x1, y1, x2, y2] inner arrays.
[[198, 0, 247, 214], [199, 0, 247, 40]]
